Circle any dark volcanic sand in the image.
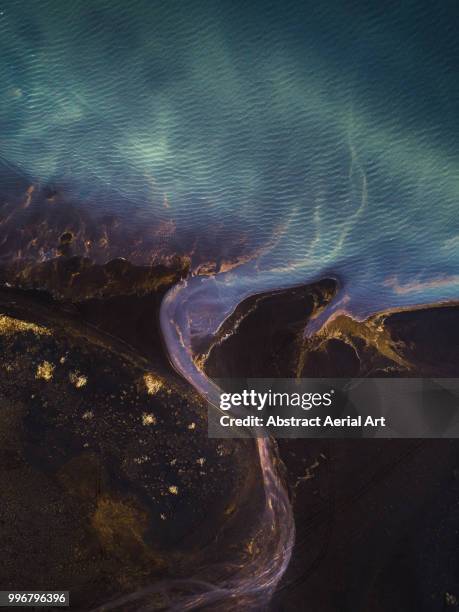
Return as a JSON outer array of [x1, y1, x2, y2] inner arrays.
[[202, 281, 459, 612], [0, 259, 262, 610], [0, 258, 458, 611]]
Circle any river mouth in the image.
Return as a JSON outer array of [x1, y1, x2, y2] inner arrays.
[[1, 253, 458, 610], [0, 265, 266, 611]]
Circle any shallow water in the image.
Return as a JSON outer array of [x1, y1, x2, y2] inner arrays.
[[1, 0, 458, 323]]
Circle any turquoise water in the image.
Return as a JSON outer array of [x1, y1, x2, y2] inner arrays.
[[1, 0, 458, 328], [1, 2, 458, 608]]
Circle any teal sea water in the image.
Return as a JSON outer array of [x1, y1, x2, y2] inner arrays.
[[1, 0, 458, 327]]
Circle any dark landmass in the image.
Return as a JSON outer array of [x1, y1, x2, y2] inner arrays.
[[1, 254, 189, 373], [0, 258, 262, 610], [202, 280, 459, 612], [1, 258, 458, 611], [203, 278, 459, 378]]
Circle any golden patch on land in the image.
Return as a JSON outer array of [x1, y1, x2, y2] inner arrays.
[[91, 495, 166, 584], [319, 313, 410, 368], [91, 494, 165, 572], [36, 361, 54, 381], [141, 412, 156, 426], [92, 496, 147, 549], [69, 371, 87, 388], [143, 373, 163, 395], [0, 314, 51, 337]]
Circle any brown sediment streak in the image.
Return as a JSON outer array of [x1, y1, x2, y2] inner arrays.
[[22, 185, 35, 208], [383, 274, 459, 294], [313, 310, 410, 369]]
